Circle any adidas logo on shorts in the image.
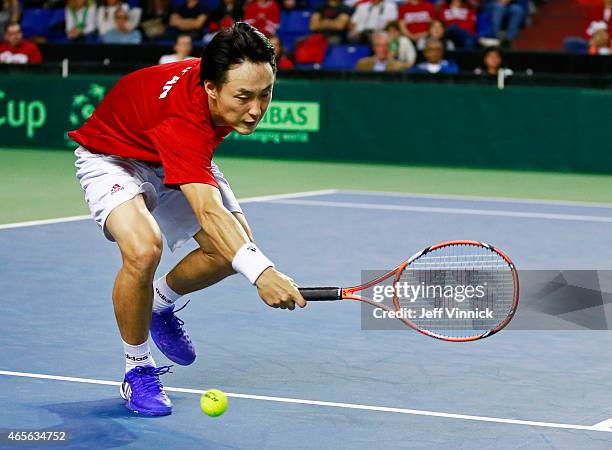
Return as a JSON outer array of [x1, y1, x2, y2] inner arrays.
[[110, 183, 124, 195]]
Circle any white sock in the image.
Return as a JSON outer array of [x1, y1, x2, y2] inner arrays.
[[152, 275, 182, 312], [123, 340, 156, 373]]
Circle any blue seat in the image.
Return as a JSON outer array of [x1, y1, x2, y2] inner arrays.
[[321, 44, 370, 70], [564, 37, 589, 54], [45, 8, 66, 40], [278, 11, 312, 53], [279, 10, 311, 34], [21, 8, 52, 38]]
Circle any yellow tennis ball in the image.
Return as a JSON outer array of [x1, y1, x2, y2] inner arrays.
[[200, 389, 228, 417]]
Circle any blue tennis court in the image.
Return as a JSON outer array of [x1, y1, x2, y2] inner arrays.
[[2, 189, 612, 449]]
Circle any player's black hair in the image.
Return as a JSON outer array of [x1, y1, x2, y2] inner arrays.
[[200, 22, 277, 85]]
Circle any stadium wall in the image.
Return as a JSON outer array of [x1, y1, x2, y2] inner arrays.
[[1, 74, 610, 173]]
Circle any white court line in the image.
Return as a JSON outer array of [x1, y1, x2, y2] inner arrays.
[[271, 199, 612, 224], [0, 189, 337, 231], [593, 418, 612, 430], [339, 189, 612, 209], [0, 215, 91, 230], [0, 369, 610, 434]]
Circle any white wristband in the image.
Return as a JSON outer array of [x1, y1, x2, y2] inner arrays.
[[232, 243, 274, 285]]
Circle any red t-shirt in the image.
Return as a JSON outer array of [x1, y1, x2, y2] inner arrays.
[[68, 59, 232, 188], [243, 0, 280, 36], [0, 40, 42, 64], [439, 5, 476, 33], [398, 2, 436, 35]]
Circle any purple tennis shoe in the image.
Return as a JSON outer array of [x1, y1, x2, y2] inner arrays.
[[150, 302, 196, 365], [120, 365, 173, 416]]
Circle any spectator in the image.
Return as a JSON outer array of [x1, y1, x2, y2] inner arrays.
[[586, 0, 612, 35], [410, 38, 458, 73], [385, 20, 415, 67], [269, 33, 294, 68], [355, 31, 403, 71], [159, 33, 196, 63], [564, 0, 612, 52], [439, 0, 477, 49], [168, 0, 207, 40], [417, 19, 455, 51], [101, 7, 143, 43], [588, 21, 611, 54], [0, 0, 19, 37], [310, 0, 351, 44], [474, 46, 512, 75], [140, 0, 171, 40], [243, 0, 280, 36], [204, 0, 242, 42], [98, 0, 129, 36], [487, 0, 525, 46], [65, 0, 97, 40], [0, 22, 42, 63], [348, 0, 398, 43], [208, 0, 243, 30], [397, 0, 435, 42]]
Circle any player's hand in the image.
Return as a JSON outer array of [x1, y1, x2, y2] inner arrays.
[[255, 268, 307, 310]]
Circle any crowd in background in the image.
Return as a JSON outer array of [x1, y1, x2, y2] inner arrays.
[[564, 0, 612, 54], [0, 0, 529, 74]]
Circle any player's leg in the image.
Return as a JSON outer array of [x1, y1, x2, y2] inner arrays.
[[153, 209, 254, 304], [105, 195, 173, 416], [148, 224, 243, 366], [148, 161, 244, 365], [75, 147, 172, 416], [105, 194, 163, 347], [166, 227, 237, 294]]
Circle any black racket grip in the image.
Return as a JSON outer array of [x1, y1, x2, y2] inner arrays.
[[299, 287, 342, 301]]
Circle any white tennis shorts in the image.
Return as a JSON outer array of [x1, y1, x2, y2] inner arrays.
[[74, 146, 242, 251]]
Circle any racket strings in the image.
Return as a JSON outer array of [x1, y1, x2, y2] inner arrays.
[[396, 244, 515, 339]]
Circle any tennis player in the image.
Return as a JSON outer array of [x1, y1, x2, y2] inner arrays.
[[69, 23, 306, 416]]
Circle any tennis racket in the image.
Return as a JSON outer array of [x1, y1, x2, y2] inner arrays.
[[299, 240, 518, 342]]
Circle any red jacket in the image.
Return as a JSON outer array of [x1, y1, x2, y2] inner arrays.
[[0, 40, 42, 64], [439, 4, 476, 33], [398, 2, 437, 35], [243, 0, 280, 36]]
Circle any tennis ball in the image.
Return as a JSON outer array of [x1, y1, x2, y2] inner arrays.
[[200, 389, 228, 417]]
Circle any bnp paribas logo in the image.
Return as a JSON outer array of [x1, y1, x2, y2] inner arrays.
[[68, 83, 106, 127], [227, 101, 320, 145], [257, 101, 320, 132]]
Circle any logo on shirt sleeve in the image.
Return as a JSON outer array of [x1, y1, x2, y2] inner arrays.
[[159, 66, 193, 99]]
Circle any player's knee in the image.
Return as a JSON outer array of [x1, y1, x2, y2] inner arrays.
[[122, 240, 163, 274]]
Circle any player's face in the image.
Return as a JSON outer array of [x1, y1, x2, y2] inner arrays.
[[208, 61, 275, 135]]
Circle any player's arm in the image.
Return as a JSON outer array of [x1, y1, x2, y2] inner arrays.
[[180, 182, 306, 310], [232, 212, 255, 242]]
